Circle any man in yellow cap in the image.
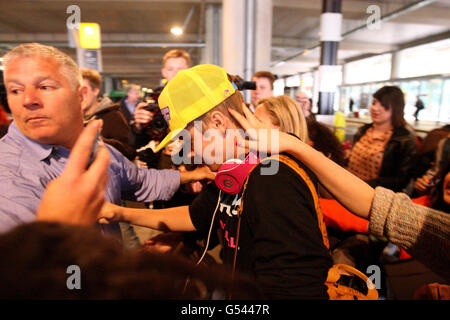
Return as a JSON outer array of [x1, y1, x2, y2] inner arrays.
[[100, 64, 333, 299]]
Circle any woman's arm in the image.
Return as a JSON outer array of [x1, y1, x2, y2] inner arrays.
[[281, 134, 375, 219], [228, 105, 374, 219], [99, 203, 196, 232]]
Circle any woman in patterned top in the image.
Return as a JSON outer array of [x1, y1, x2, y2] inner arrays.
[[347, 86, 417, 192]]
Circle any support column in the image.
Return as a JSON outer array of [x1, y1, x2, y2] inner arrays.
[[103, 75, 113, 96], [244, 0, 256, 82], [318, 0, 342, 115], [222, 0, 245, 76], [202, 4, 221, 65], [390, 51, 401, 80], [254, 0, 272, 71]]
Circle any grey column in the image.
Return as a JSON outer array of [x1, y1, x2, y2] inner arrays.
[[202, 4, 221, 65], [254, 0, 272, 71], [222, 0, 245, 76], [390, 51, 401, 80], [318, 0, 342, 115]]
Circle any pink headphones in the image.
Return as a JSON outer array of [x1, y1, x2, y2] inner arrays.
[[214, 153, 260, 195]]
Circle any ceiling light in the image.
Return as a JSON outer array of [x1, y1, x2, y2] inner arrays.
[[171, 26, 183, 36]]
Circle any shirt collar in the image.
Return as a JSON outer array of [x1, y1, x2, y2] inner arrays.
[[8, 121, 64, 161]]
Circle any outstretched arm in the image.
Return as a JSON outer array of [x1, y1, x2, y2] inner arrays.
[[228, 105, 374, 219], [99, 203, 196, 232]]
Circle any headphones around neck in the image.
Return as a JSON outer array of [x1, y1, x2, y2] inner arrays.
[[214, 152, 260, 195]]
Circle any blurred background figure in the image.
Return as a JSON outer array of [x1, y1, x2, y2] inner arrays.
[[132, 49, 191, 151], [0, 104, 10, 139], [347, 86, 417, 193], [307, 120, 346, 168], [411, 127, 450, 197], [295, 91, 315, 121], [161, 49, 191, 83], [349, 98, 354, 113], [119, 84, 141, 125], [413, 94, 425, 122], [250, 71, 275, 111], [81, 68, 135, 161]]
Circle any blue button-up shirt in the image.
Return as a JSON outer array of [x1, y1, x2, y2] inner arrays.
[[0, 122, 180, 234]]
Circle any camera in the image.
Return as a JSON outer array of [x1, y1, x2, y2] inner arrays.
[[233, 78, 256, 91], [227, 74, 256, 91], [141, 86, 169, 142]]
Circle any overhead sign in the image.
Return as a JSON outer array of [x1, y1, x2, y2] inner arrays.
[[79, 23, 101, 49]]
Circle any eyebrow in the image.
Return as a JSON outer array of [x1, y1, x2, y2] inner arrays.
[[6, 76, 60, 86]]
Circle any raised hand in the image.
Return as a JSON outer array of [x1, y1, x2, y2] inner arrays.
[[36, 120, 110, 225], [228, 103, 296, 155]]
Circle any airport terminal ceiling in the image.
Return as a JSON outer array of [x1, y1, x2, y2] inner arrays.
[[0, 0, 449, 88]]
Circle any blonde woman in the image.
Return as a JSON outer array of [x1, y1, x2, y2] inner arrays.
[[254, 95, 308, 143]]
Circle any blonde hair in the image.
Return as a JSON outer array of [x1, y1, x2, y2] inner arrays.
[[162, 49, 191, 67], [2, 43, 81, 90], [257, 95, 308, 142], [126, 84, 141, 93], [81, 68, 102, 90]]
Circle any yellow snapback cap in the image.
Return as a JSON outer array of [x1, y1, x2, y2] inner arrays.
[[154, 64, 236, 153]]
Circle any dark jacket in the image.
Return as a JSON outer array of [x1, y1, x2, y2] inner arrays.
[[84, 97, 136, 161], [353, 123, 418, 192], [119, 98, 135, 125]]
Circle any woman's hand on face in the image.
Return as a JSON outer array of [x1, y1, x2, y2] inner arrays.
[[228, 103, 297, 155]]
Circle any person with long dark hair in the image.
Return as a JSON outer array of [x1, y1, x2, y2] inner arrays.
[[347, 86, 417, 192]]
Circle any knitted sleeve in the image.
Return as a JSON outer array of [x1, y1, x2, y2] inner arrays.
[[369, 187, 450, 279]]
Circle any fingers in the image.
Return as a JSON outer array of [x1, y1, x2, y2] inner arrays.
[[135, 102, 151, 110], [97, 202, 116, 224], [228, 106, 250, 131], [97, 217, 110, 224], [134, 109, 153, 124], [415, 176, 430, 192], [85, 144, 110, 183], [241, 102, 255, 120], [65, 120, 103, 177]]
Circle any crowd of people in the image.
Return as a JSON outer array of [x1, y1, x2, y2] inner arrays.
[[0, 42, 448, 300]]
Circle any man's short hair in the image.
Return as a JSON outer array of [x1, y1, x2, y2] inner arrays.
[[2, 42, 81, 90], [252, 71, 276, 89], [189, 91, 245, 130], [81, 68, 102, 91], [162, 49, 191, 67], [126, 84, 141, 93]]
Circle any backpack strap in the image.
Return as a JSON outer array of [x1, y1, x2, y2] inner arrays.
[[264, 154, 330, 249], [232, 154, 330, 277]]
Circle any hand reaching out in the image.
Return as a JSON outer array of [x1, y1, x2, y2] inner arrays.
[[133, 101, 155, 131], [36, 120, 110, 226], [97, 202, 124, 225]]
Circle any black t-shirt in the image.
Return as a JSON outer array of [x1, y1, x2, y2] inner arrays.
[[189, 154, 333, 299]]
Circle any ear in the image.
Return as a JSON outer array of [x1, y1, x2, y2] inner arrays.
[[78, 85, 87, 107], [93, 87, 100, 98], [208, 111, 228, 135], [161, 67, 168, 81]]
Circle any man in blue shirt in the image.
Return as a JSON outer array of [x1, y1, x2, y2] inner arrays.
[[0, 43, 212, 234]]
